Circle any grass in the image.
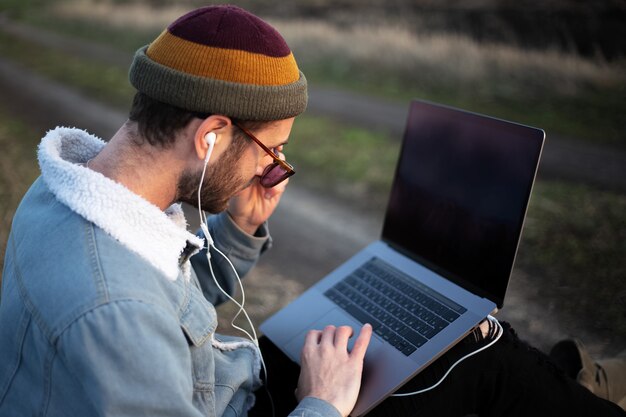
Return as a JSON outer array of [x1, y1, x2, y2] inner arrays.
[[19, 8, 160, 54], [517, 181, 626, 337], [0, 106, 41, 283], [288, 117, 399, 209], [0, 26, 398, 202], [6, 0, 626, 148], [0, 31, 134, 109], [0, 26, 399, 204], [274, 20, 626, 147]]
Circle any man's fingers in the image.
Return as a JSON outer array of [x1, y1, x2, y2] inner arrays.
[[276, 177, 289, 192], [333, 325, 354, 348], [350, 324, 373, 359], [320, 325, 336, 346], [264, 178, 289, 199], [304, 329, 322, 346]]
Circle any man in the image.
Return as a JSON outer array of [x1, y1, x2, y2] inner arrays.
[[0, 5, 369, 416], [0, 5, 624, 417]]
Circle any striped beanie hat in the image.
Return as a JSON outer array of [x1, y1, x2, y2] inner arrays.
[[129, 5, 307, 121]]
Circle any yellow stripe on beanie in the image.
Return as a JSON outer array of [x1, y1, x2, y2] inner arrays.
[[147, 30, 300, 86]]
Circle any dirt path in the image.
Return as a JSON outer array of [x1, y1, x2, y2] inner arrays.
[[2, 17, 626, 192]]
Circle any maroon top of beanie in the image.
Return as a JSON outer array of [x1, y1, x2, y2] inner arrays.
[[167, 5, 291, 58]]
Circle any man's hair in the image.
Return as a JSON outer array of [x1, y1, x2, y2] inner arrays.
[[128, 92, 268, 148]]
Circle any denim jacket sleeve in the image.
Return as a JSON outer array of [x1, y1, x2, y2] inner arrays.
[[289, 397, 343, 417], [57, 299, 204, 417], [190, 211, 272, 306]]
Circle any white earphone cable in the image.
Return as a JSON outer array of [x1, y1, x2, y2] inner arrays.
[[195, 139, 271, 410]]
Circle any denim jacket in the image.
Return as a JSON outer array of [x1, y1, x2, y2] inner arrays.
[[0, 127, 340, 417]]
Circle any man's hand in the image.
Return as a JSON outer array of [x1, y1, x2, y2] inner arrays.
[[227, 147, 289, 235], [296, 324, 373, 417], [227, 176, 288, 235]]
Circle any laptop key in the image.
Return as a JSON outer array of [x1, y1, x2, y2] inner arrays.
[[440, 308, 461, 322], [401, 344, 417, 355], [417, 324, 438, 339], [325, 288, 351, 309], [343, 303, 382, 331], [399, 327, 427, 348]]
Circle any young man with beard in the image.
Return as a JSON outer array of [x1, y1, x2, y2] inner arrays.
[[0, 5, 624, 417], [0, 5, 372, 416]]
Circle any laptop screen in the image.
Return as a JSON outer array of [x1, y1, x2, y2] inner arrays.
[[382, 100, 544, 308]]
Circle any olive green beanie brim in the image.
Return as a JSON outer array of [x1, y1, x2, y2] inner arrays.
[[129, 46, 308, 121]]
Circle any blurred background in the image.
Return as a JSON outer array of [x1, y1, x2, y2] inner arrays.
[[1, 0, 624, 356]]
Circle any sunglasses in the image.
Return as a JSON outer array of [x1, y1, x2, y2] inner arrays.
[[235, 123, 295, 188]]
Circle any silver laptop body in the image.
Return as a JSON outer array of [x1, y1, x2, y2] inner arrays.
[[261, 99, 545, 416]]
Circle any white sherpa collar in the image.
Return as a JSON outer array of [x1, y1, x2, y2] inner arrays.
[[38, 127, 204, 281]]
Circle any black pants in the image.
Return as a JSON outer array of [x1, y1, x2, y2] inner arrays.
[[249, 322, 625, 417]]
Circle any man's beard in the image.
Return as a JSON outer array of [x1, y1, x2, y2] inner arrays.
[[176, 145, 249, 214]]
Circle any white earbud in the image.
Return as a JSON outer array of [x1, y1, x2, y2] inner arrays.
[[205, 131, 216, 145], [204, 132, 216, 162], [199, 131, 217, 250]]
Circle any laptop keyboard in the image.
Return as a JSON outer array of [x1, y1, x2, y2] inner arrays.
[[324, 257, 467, 356]]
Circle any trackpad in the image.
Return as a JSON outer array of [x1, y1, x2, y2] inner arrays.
[[284, 308, 374, 362]]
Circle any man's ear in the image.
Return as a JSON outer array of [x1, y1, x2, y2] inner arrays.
[[193, 115, 232, 161]]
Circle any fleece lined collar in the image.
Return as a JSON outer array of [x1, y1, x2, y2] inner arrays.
[[37, 127, 204, 281]]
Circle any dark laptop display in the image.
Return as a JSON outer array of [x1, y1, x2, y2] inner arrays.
[[383, 101, 544, 308]]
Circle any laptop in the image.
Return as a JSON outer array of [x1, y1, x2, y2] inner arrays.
[[260, 99, 545, 416]]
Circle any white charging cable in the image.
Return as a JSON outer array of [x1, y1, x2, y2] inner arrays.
[[392, 315, 503, 396]]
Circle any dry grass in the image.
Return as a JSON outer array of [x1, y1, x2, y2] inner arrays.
[[51, 0, 625, 99], [51, 0, 190, 29], [0, 107, 40, 282], [272, 19, 624, 98]]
